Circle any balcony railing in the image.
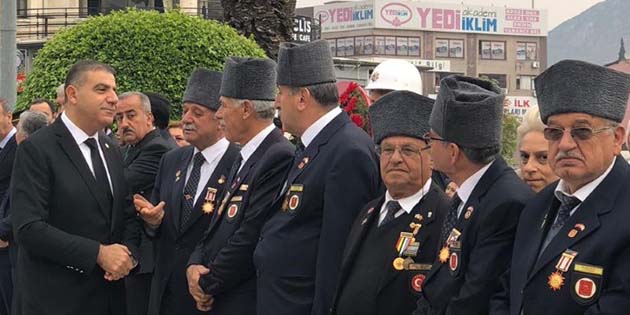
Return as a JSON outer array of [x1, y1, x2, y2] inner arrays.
[[17, 6, 223, 41]]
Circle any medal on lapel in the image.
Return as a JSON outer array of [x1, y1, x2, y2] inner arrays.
[[548, 249, 578, 291], [218, 175, 226, 185], [440, 228, 462, 264], [298, 157, 309, 169], [202, 188, 217, 214]]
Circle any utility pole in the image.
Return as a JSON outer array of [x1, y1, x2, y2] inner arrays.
[[0, 0, 18, 111]]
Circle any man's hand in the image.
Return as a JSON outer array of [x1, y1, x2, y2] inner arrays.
[[0, 240, 9, 249], [133, 194, 165, 227], [97, 244, 133, 281], [187, 264, 213, 310]]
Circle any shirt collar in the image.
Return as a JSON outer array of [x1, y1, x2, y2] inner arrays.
[[194, 137, 229, 163], [301, 107, 343, 147], [61, 112, 98, 146], [455, 161, 494, 205], [0, 127, 16, 149], [240, 124, 275, 164], [384, 178, 433, 214], [554, 159, 616, 202]]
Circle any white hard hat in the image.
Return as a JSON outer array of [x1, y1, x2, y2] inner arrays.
[[365, 59, 423, 95]]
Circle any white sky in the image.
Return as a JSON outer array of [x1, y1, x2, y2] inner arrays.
[[296, 0, 605, 30]]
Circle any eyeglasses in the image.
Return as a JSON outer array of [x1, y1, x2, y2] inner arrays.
[[377, 144, 430, 158], [422, 132, 449, 144], [542, 126, 614, 142]]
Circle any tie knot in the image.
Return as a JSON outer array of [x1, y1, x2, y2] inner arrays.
[[557, 194, 581, 209], [386, 200, 402, 213], [193, 152, 206, 167], [84, 138, 98, 150]]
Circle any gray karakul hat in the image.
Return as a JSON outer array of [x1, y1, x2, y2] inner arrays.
[[369, 90, 434, 144], [277, 39, 336, 87], [535, 59, 630, 124], [182, 68, 223, 111], [220, 57, 277, 101], [430, 75, 504, 148]]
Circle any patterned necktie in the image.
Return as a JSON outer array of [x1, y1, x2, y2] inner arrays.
[[180, 152, 205, 228], [379, 200, 402, 227], [539, 194, 581, 253], [84, 138, 113, 209], [226, 153, 243, 188], [292, 138, 306, 168], [440, 194, 462, 244]]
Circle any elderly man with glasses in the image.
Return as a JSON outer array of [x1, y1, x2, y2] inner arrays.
[[490, 60, 630, 315], [329, 91, 448, 315]]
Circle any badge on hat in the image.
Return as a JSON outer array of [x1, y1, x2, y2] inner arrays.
[[548, 249, 578, 291]]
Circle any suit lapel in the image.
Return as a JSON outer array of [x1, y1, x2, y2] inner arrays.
[[526, 157, 627, 282], [0, 135, 15, 165], [171, 147, 193, 234], [54, 120, 111, 221], [339, 198, 383, 289], [98, 133, 122, 231], [378, 187, 440, 291], [180, 143, 237, 234], [278, 113, 348, 201]]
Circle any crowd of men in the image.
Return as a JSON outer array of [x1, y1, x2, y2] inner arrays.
[[0, 39, 629, 315]]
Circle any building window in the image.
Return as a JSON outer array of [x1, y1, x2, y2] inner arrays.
[[516, 75, 536, 90], [335, 38, 354, 57], [435, 39, 464, 58], [396, 37, 409, 56], [479, 74, 507, 89], [516, 42, 538, 61], [375, 36, 385, 55], [409, 38, 420, 56], [328, 39, 337, 57], [385, 37, 396, 55], [479, 41, 506, 60], [17, 0, 27, 17]]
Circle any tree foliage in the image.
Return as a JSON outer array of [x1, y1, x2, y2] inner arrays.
[[18, 9, 266, 118]]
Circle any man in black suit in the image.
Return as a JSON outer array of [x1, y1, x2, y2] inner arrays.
[[116, 91, 173, 315], [0, 98, 16, 206], [253, 40, 381, 315], [331, 91, 449, 315], [490, 60, 630, 315], [134, 68, 239, 315], [414, 75, 533, 315], [145, 92, 178, 149], [186, 57, 294, 314], [11, 60, 141, 315]]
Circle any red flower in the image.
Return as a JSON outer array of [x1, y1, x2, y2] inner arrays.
[[350, 114, 364, 127], [344, 97, 357, 113]]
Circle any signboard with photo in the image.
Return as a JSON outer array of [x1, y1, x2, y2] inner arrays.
[[491, 42, 505, 59], [481, 41, 492, 59], [364, 36, 374, 55], [344, 38, 355, 56], [396, 37, 409, 56], [526, 43, 537, 60], [449, 39, 464, 58], [435, 39, 449, 58], [355, 36, 364, 55], [516, 42, 527, 60], [375, 36, 386, 54], [385, 37, 396, 55], [409, 38, 420, 56]]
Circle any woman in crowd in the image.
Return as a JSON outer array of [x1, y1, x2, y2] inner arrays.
[[515, 105, 559, 192]]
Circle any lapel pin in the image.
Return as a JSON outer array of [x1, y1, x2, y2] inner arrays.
[[218, 175, 226, 184], [574, 223, 586, 231], [367, 207, 374, 215], [298, 157, 309, 169], [175, 170, 181, 182], [361, 218, 368, 225], [104, 143, 110, 149], [414, 214, 423, 221], [464, 206, 474, 220], [428, 211, 433, 218]]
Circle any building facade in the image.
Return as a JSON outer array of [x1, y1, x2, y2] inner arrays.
[[298, 0, 548, 117]]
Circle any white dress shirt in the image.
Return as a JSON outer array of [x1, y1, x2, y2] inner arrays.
[[300, 106, 343, 147], [379, 179, 433, 225], [553, 159, 615, 219], [0, 127, 16, 149], [238, 124, 275, 173], [185, 138, 230, 203], [61, 113, 113, 193], [454, 161, 494, 218]]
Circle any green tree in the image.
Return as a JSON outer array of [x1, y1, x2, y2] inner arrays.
[[18, 9, 266, 118], [501, 112, 520, 166]]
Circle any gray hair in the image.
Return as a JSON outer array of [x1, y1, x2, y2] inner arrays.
[[0, 98, 11, 114], [118, 91, 151, 113], [290, 82, 339, 108], [516, 105, 546, 147], [56, 84, 65, 98], [236, 99, 276, 120], [18, 111, 48, 137]]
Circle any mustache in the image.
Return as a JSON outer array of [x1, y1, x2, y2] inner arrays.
[[121, 127, 134, 134], [554, 150, 583, 160], [183, 123, 197, 131]]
